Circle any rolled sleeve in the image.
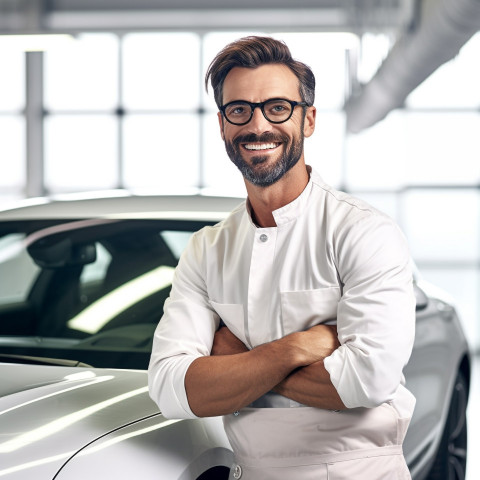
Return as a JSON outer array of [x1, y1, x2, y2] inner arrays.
[[324, 215, 416, 409], [148, 232, 219, 419], [148, 353, 199, 419]]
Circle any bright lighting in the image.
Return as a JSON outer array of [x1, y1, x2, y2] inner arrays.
[[0, 374, 113, 419], [0, 450, 74, 477], [0, 417, 181, 477], [67, 265, 175, 334], [0, 34, 75, 52], [80, 419, 182, 456], [0, 387, 148, 453]]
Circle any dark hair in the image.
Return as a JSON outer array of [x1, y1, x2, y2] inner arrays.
[[205, 36, 315, 108]]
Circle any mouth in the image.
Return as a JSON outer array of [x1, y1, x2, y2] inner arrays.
[[242, 142, 280, 152]]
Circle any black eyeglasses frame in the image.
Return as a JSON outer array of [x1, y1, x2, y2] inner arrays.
[[219, 98, 310, 126]]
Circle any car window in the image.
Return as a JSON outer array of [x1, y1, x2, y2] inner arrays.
[[161, 230, 193, 258], [79, 242, 112, 287], [0, 233, 40, 304], [0, 219, 202, 370]]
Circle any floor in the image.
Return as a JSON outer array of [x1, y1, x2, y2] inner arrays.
[[466, 353, 479, 479]]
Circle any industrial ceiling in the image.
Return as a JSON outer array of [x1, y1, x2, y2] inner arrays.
[[1, 0, 479, 132]]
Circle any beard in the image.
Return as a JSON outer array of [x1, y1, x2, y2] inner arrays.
[[224, 127, 305, 188]]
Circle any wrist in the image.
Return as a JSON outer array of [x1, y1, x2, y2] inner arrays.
[[276, 331, 310, 368]]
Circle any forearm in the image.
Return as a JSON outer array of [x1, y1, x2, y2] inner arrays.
[[186, 350, 287, 416], [274, 360, 346, 410], [185, 331, 321, 417]]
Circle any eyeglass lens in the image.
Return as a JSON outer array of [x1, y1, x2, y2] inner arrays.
[[224, 99, 293, 124]]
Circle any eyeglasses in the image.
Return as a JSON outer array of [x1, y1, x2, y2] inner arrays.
[[219, 98, 309, 126]]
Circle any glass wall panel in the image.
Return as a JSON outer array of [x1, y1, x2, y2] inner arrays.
[[403, 112, 480, 185], [402, 189, 480, 262], [45, 115, 118, 191], [418, 266, 480, 350], [345, 111, 407, 190], [44, 34, 119, 111], [202, 112, 246, 196], [305, 111, 345, 188], [0, 50, 25, 111], [123, 33, 200, 111], [122, 114, 199, 191], [0, 116, 25, 190], [0, 49, 25, 204]]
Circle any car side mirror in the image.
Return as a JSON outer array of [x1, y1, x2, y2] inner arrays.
[[414, 283, 429, 311]]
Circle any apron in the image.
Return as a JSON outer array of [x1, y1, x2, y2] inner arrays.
[[223, 402, 412, 480]]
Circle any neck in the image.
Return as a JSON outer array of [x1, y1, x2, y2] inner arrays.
[[246, 161, 310, 228]]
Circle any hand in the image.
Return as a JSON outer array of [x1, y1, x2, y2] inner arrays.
[[286, 324, 340, 366], [211, 326, 249, 356], [306, 324, 340, 354]]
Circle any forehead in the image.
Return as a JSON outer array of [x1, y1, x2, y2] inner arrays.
[[222, 64, 300, 104]]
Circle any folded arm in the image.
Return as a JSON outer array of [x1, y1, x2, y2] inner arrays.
[[201, 324, 345, 414], [273, 360, 345, 410], [185, 324, 340, 417]]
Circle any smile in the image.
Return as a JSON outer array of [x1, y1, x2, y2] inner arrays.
[[243, 143, 280, 151]]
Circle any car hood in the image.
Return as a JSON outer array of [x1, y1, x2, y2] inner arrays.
[[0, 363, 159, 479]]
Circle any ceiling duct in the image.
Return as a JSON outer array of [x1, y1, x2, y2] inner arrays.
[[345, 0, 480, 134]]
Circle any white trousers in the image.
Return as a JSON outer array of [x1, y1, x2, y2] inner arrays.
[[223, 404, 412, 480]]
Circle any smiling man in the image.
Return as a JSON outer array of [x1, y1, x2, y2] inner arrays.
[[149, 36, 416, 479], [221, 66, 308, 189]]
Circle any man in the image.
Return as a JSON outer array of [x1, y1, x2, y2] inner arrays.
[[149, 36, 416, 479]]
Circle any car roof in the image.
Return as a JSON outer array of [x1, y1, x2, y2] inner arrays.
[[0, 192, 245, 222]]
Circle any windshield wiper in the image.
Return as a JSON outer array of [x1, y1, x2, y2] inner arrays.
[[0, 353, 92, 367]]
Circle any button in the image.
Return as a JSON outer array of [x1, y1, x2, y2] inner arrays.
[[259, 234, 268, 242], [233, 464, 242, 479]]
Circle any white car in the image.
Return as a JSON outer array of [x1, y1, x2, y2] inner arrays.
[[0, 193, 471, 480]]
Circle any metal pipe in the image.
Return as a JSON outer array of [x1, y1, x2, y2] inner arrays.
[[345, 0, 480, 133]]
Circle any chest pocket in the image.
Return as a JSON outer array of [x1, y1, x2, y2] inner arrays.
[[280, 287, 340, 336], [209, 300, 248, 347]]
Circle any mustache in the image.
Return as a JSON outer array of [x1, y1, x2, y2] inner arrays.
[[232, 132, 288, 146]]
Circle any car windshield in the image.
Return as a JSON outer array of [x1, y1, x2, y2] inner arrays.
[[0, 218, 210, 369]]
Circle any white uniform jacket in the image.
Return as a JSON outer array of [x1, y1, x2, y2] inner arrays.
[[148, 168, 416, 420]]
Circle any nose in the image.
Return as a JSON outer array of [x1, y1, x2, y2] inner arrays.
[[247, 106, 273, 134]]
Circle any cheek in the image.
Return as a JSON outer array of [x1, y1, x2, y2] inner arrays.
[[287, 124, 303, 142], [288, 115, 305, 133], [223, 126, 243, 144]]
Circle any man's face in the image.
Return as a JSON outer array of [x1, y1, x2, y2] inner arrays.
[[218, 64, 315, 187]]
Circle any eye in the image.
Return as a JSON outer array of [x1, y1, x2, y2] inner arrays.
[[226, 104, 248, 117], [232, 106, 245, 115], [266, 101, 291, 116]]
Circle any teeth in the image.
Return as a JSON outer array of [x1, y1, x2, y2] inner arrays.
[[244, 143, 277, 151]]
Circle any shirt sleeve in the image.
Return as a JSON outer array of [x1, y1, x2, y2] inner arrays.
[[323, 214, 416, 409], [148, 231, 219, 419]]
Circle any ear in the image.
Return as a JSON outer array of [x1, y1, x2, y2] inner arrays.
[[303, 106, 316, 138], [217, 112, 225, 141]]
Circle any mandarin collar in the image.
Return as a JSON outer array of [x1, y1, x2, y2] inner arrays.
[[246, 166, 315, 228]]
